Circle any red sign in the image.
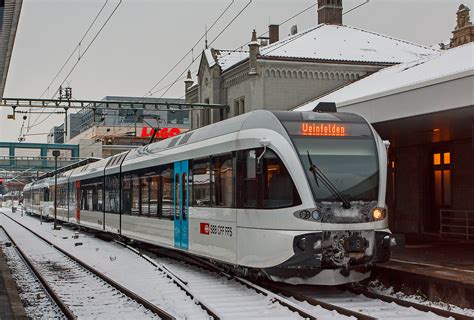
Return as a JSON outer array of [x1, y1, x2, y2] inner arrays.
[[141, 127, 181, 139], [200, 222, 210, 235], [301, 123, 346, 137]]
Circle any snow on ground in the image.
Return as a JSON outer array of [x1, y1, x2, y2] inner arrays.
[[0, 209, 209, 319], [155, 255, 345, 319], [368, 280, 474, 317], [0, 232, 65, 319]]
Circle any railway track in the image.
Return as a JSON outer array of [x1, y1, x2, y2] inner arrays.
[[2, 209, 471, 319], [134, 243, 471, 320], [0, 213, 174, 320]]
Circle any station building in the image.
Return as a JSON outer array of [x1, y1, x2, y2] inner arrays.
[[296, 37, 474, 241], [184, 0, 438, 128], [185, 1, 473, 241]]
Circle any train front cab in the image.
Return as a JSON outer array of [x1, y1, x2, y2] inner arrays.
[[255, 111, 395, 285]]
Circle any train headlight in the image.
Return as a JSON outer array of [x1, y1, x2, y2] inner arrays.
[[312, 210, 321, 220], [299, 210, 311, 220], [372, 207, 386, 221]]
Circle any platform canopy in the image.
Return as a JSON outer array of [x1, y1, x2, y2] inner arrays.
[[0, 0, 23, 97], [294, 43, 474, 146]]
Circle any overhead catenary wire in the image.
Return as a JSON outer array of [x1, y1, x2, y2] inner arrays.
[[156, 0, 317, 98], [143, 0, 235, 97], [158, 0, 253, 99], [37, 0, 110, 100], [24, 0, 109, 134], [27, 0, 124, 133]]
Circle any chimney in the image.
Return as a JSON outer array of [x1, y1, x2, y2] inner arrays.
[[248, 30, 260, 76], [184, 70, 193, 91], [318, 0, 343, 25], [269, 24, 279, 44]]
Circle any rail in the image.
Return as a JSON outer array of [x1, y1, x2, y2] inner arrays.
[[0, 212, 175, 319], [440, 209, 474, 240]]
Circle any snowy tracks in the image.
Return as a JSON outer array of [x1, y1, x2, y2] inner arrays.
[[120, 244, 318, 319], [0, 227, 66, 319], [268, 283, 469, 320], [0, 220, 173, 319]]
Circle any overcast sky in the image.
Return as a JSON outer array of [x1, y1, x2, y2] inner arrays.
[[0, 0, 472, 144]]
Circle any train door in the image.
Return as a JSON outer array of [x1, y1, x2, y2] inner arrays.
[[174, 160, 189, 250]]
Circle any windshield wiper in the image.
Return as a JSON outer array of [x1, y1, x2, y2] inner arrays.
[[306, 151, 351, 209]]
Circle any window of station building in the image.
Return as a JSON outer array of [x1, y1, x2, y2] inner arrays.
[[433, 152, 451, 207], [211, 154, 233, 207], [192, 158, 211, 207]]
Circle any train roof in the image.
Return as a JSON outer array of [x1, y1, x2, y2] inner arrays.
[[26, 110, 369, 184]]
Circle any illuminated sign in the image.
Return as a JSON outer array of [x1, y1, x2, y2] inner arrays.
[[141, 127, 182, 139], [301, 123, 346, 136]]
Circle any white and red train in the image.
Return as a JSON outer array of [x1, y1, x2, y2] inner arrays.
[[23, 110, 394, 285]]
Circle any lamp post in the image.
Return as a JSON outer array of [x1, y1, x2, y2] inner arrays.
[[52, 150, 60, 230]]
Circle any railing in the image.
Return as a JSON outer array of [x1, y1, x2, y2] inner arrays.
[[440, 209, 474, 240], [0, 156, 87, 169]]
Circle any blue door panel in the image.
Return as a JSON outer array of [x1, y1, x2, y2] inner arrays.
[[174, 160, 189, 250]]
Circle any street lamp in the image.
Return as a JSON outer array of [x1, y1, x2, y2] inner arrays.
[[52, 150, 60, 230]]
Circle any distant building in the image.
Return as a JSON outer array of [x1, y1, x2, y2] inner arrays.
[[47, 123, 65, 144], [185, 0, 438, 128], [56, 96, 189, 158]]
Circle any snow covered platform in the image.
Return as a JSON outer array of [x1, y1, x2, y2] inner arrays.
[[0, 245, 27, 319], [374, 242, 474, 309]]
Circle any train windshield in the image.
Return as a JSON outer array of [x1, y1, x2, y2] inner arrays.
[[283, 121, 379, 202]]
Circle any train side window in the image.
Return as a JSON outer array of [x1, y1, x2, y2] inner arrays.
[[141, 177, 150, 216], [237, 150, 258, 208], [193, 158, 211, 207], [122, 174, 132, 215], [161, 166, 174, 220], [237, 148, 301, 209], [211, 153, 233, 207], [261, 150, 301, 209], [105, 175, 120, 214], [131, 175, 140, 215], [150, 175, 159, 216]]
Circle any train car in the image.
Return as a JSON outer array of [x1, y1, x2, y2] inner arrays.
[[24, 110, 394, 285]]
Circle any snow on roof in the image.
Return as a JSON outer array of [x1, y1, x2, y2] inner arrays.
[[294, 42, 474, 111], [213, 49, 249, 71], [211, 24, 438, 72], [260, 24, 437, 64]]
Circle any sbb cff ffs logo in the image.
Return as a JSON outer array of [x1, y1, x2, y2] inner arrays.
[[200, 223, 210, 235]]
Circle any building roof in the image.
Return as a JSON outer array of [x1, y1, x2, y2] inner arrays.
[[208, 24, 438, 72], [0, 0, 23, 97], [295, 42, 474, 111]]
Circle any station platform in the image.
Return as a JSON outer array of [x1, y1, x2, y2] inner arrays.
[[0, 245, 26, 319], [374, 241, 474, 309]]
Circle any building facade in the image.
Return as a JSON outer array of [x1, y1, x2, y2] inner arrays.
[[60, 96, 189, 158], [185, 0, 438, 129]]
